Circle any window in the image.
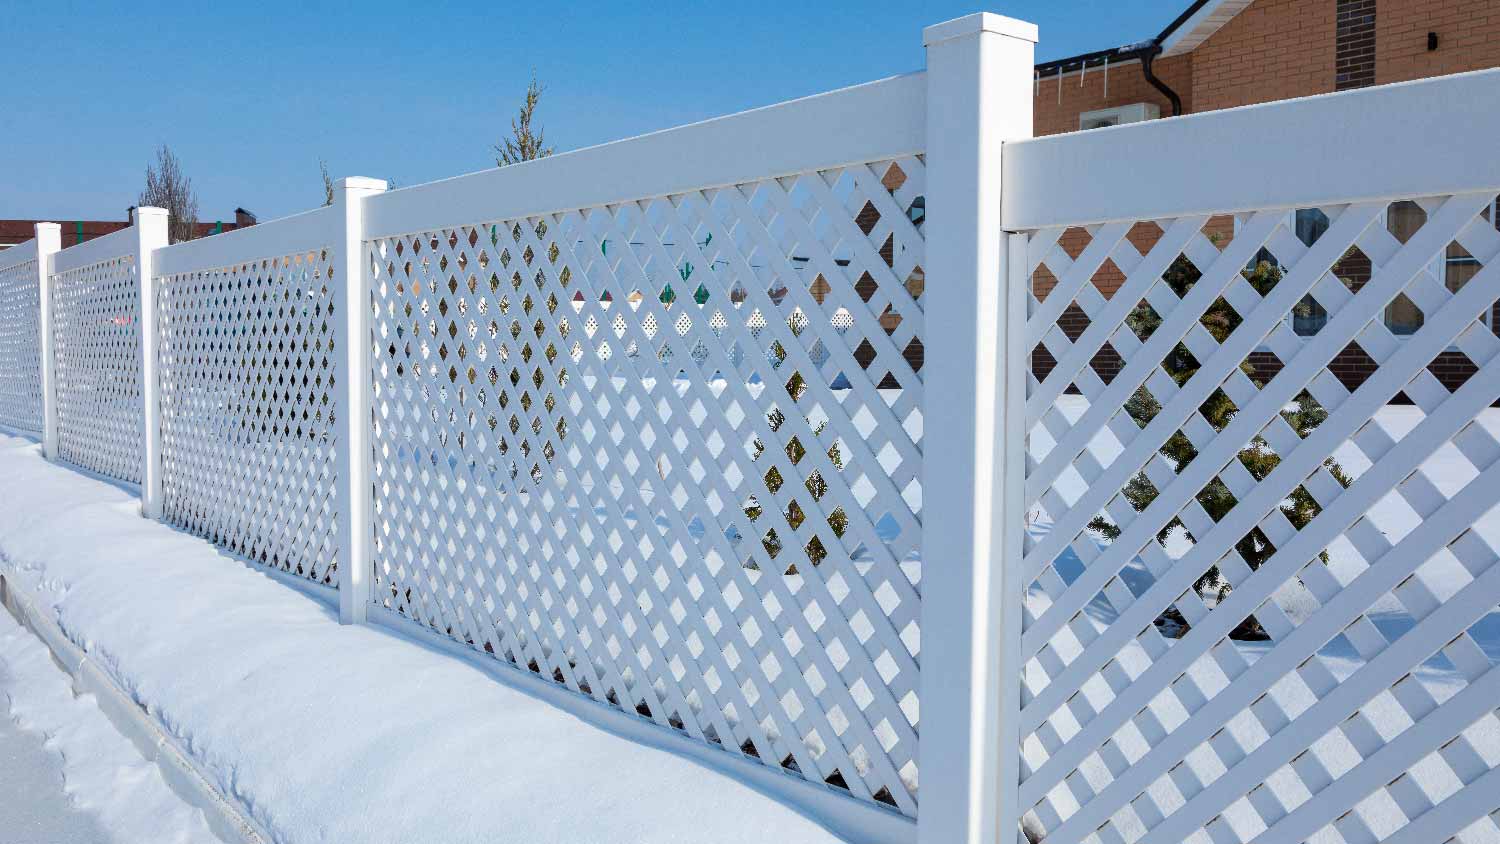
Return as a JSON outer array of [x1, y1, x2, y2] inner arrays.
[[1246, 209, 1331, 336], [1242, 199, 1498, 342], [1382, 198, 1498, 335], [1441, 199, 1494, 308], [906, 196, 926, 226], [1384, 201, 1427, 335], [1078, 103, 1160, 131], [1292, 209, 1330, 336]]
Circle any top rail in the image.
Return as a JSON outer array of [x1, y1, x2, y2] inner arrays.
[[363, 71, 927, 239], [1001, 66, 1500, 230], [0, 238, 40, 270], [51, 224, 138, 275], [153, 205, 339, 276]]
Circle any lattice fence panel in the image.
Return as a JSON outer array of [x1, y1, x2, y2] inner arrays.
[[368, 157, 926, 814], [157, 250, 340, 586], [0, 256, 43, 434], [1017, 193, 1500, 844], [52, 254, 142, 483]]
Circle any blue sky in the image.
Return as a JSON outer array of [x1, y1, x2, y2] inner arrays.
[[2, 1, 1186, 223]]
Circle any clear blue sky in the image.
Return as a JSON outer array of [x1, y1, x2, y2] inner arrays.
[[1, 1, 1186, 223]]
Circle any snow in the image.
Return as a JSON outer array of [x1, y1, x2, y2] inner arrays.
[[8, 387, 1492, 843], [0, 694, 113, 844], [0, 434, 848, 844], [0, 605, 217, 843]]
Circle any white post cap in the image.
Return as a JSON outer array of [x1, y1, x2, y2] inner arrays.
[[336, 176, 389, 192], [923, 12, 1038, 46]]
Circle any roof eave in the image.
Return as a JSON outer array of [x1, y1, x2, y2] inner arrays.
[[1159, 0, 1255, 56], [1033, 0, 1253, 72]]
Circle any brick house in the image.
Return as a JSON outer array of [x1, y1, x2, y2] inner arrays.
[[0, 207, 258, 251], [1028, 0, 1500, 394]]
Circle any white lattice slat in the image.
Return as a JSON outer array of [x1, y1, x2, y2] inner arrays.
[[368, 157, 926, 815], [51, 252, 143, 483], [157, 250, 340, 585], [13, 35, 1494, 844], [1016, 192, 1500, 844], [0, 252, 43, 434]]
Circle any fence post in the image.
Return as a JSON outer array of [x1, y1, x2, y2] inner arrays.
[[134, 207, 170, 518], [918, 13, 1035, 844], [35, 223, 62, 459], [333, 177, 387, 624]]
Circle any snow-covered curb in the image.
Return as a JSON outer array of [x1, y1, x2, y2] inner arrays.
[[1, 571, 264, 843], [0, 584, 226, 843], [0, 433, 865, 844]]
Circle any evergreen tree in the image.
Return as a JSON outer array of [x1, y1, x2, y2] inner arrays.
[[493, 73, 554, 167], [320, 159, 334, 206], [1087, 253, 1350, 640]]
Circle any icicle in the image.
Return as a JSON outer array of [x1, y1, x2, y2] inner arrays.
[[1103, 55, 1110, 99], [1035, 69, 1040, 97], [1057, 66, 1063, 105], [1080, 58, 1087, 88]]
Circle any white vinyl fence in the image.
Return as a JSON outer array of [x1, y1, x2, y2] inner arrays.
[[0, 237, 47, 434], [365, 146, 927, 814], [3, 12, 1499, 844], [1004, 69, 1500, 844], [47, 219, 162, 484], [154, 209, 342, 586]]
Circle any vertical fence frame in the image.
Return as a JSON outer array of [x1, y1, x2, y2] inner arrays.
[[35, 223, 62, 457], [918, 13, 1035, 844], [9, 17, 1059, 839], [135, 207, 169, 517], [334, 177, 387, 624], [997, 61, 1500, 844], [10, 18, 1500, 844]]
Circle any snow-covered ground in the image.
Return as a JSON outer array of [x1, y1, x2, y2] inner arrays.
[[0, 716, 107, 844], [0, 607, 217, 843], [0, 433, 848, 844], [0, 691, 113, 844]]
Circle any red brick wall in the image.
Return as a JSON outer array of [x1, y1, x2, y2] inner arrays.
[[1376, 0, 1500, 83], [1036, 0, 1500, 134], [1028, 0, 1500, 397], [1028, 211, 1498, 398], [0, 218, 249, 249], [0, 220, 128, 249], [0, 220, 40, 248], [1030, 217, 1235, 384], [1192, 0, 1339, 110], [1033, 54, 1192, 137]]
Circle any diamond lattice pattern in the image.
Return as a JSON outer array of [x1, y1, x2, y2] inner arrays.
[[1019, 194, 1500, 844], [368, 159, 926, 814], [52, 254, 142, 483], [0, 257, 43, 434], [157, 250, 340, 585]]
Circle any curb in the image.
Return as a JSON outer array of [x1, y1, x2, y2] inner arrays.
[[0, 571, 272, 844]]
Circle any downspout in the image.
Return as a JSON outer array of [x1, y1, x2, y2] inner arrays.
[[1140, 41, 1183, 116]]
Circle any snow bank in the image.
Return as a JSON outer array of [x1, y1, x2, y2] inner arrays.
[[0, 434, 848, 844], [0, 604, 217, 843]]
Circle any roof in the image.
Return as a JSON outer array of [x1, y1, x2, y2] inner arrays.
[[1159, 0, 1256, 56], [1034, 0, 1253, 74]]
